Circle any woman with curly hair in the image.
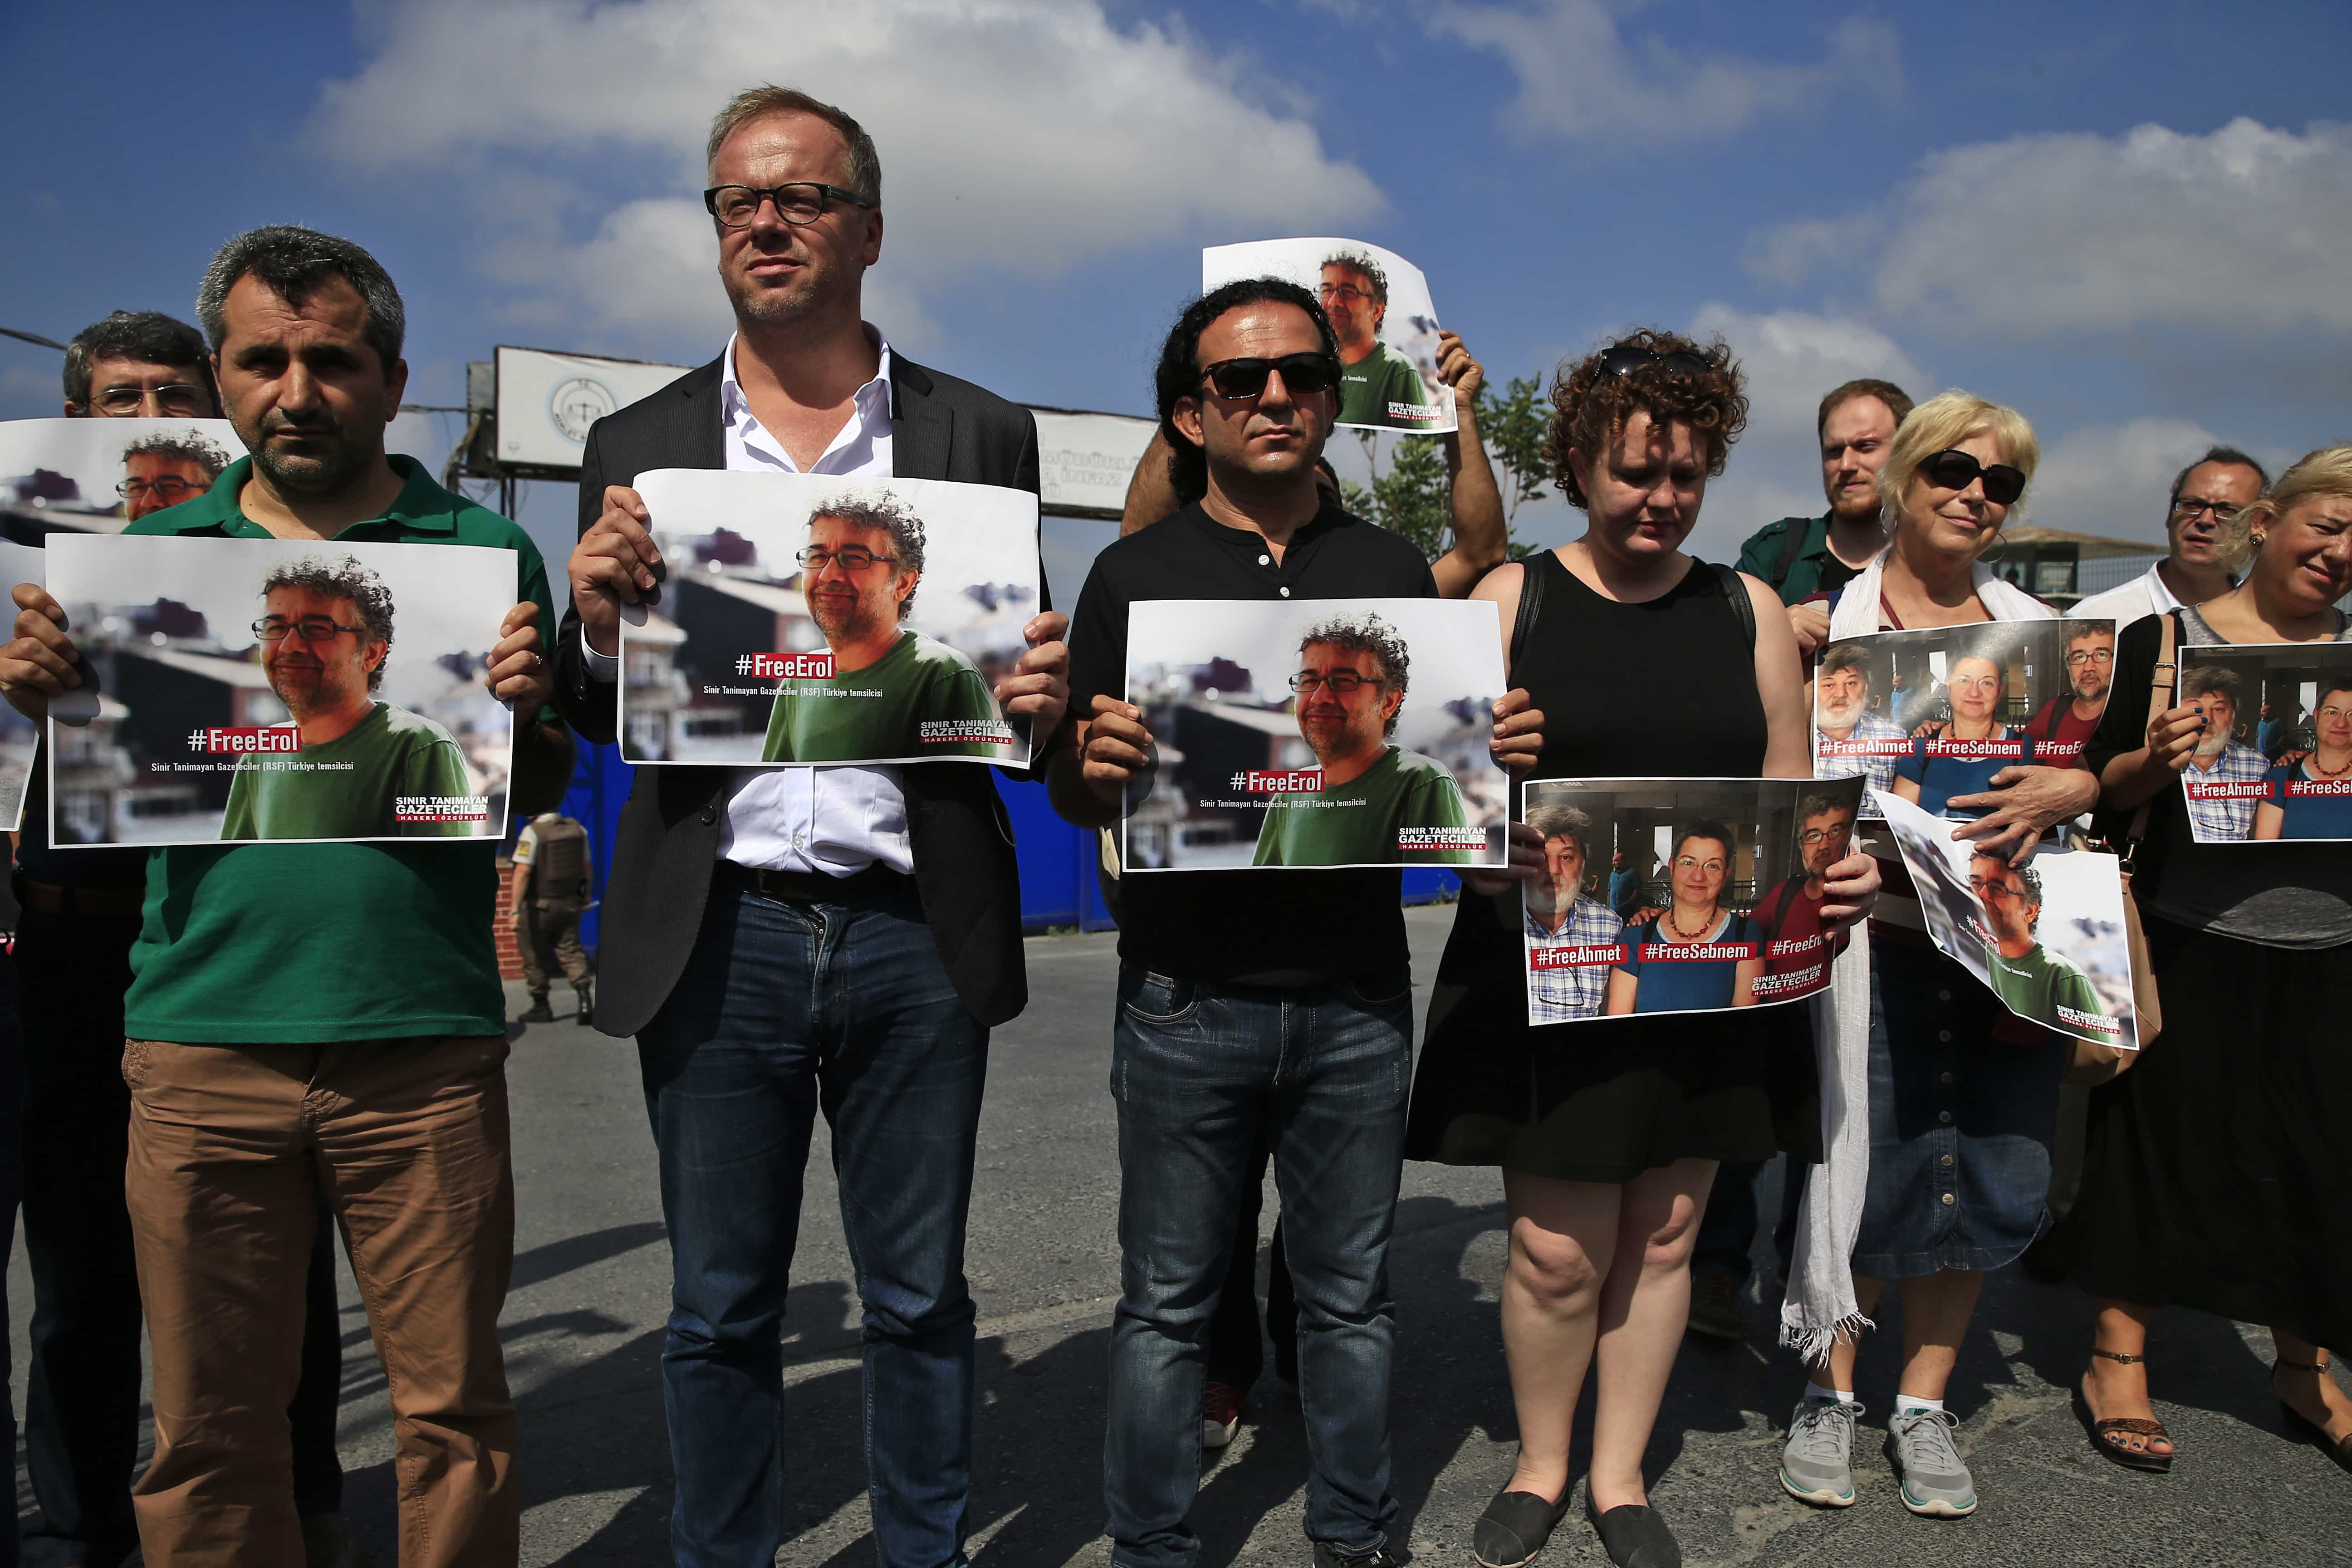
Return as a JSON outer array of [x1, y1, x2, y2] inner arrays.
[[1403, 331, 1879, 1568]]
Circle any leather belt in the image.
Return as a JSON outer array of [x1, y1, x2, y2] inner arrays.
[[14, 877, 146, 919], [713, 859, 919, 906]]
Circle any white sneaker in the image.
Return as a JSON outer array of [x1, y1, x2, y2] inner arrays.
[[1779, 1398, 1863, 1507]]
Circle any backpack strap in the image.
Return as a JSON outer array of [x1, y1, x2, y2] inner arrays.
[[1710, 562, 1757, 652], [1769, 516, 1811, 589], [1508, 554, 1548, 679]]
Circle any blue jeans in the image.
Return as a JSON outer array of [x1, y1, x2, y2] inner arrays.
[[639, 889, 988, 1568], [1104, 966, 1411, 1568]]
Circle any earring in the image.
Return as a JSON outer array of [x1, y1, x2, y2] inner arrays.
[[2252, 533, 2267, 546]]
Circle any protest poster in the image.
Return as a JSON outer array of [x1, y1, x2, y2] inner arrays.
[[1518, 776, 1865, 1026], [0, 540, 43, 830], [1200, 239, 1455, 434], [2176, 642, 2352, 842], [619, 470, 1040, 769], [1814, 617, 2115, 819], [0, 416, 245, 534], [1122, 598, 1505, 871], [1874, 789, 2139, 1049], [44, 534, 517, 847]]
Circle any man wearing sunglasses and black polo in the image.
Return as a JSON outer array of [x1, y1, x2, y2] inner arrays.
[[1052, 277, 1542, 1568]]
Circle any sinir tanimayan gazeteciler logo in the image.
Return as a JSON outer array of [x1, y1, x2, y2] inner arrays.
[[547, 377, 617, 446]]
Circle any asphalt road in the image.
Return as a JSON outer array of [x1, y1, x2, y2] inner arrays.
[[16, 905, 2347, 1566]]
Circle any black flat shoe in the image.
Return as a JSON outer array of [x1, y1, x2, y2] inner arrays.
[[1472, 1487, 1570, 1568], [1586, 1499, 1681, 1568]]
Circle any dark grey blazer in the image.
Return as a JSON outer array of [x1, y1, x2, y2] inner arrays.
[[551, 353, 1043, 1034]]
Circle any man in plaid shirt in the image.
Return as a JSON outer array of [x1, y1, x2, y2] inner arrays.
[[1524, 803, 1630, 1022], [2180, 666, 2270, 840], [1814, 641, 1910, 799]]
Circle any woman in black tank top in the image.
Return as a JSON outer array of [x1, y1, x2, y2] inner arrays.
[[1402, 334, 1880, 1568]]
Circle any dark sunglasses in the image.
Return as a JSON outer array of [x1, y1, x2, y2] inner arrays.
[[1599, 344, 1713, 378], [1200, 353, 1341, 401], [1920, 448, 2027, 506]]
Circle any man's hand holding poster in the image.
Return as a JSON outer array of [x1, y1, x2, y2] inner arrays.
[[1519, 776, 1866, 1026], [1873, 788, 2140, 1050], [1815, 617, 2116, 818], [42, 534, 517, 847], [2175, 642, 2352, 842], [1121, 598, 1506, 871], [619, 470, 1041, 769], [1200, 240, 1455, 434]]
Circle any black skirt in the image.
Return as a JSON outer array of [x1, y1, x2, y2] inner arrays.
[[2055, 914, 2352, 1348], [1403, 888, 1821, 1183]]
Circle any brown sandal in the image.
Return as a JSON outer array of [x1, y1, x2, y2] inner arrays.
[[2075, 1348, 2174, 1473], [2274, 1356, 2352, 1474]]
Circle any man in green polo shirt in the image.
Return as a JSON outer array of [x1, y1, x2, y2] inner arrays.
[[1970, 852, 2110, 1034], [762, 495, 1013, 761], [1319, 250, 1443, 431], [0, 225, 569, 1567], [1253, 611, 1475, 866], [220, 556, 479, 839], [1733, 378, 1913, 650]]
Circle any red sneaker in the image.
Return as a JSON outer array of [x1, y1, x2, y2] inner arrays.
[[1202, 1380, 1246, 1450]]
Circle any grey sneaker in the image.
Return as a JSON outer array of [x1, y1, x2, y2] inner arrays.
[[1779, 1397, 1863, 1506], [1886, 1407, 1977, 1517]]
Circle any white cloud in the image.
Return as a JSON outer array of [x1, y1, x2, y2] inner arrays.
[[2024, 416, 2302, 545], [1752, 118, 2352, 336], [1431, 4, 1899, 143], [310, 0, 1382, 353], [1683, 303, 1926, 559]]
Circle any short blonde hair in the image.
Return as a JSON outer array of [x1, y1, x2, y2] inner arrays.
[[1878, 390, 2041, 529], [2225, 443, 2352, 572]]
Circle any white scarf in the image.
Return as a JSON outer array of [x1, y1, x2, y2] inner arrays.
[[1779, 550, 2056, 1358]]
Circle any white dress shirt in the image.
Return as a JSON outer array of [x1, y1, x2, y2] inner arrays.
[[2070, 561, 2185, 630], [583, 327, 914, 875]]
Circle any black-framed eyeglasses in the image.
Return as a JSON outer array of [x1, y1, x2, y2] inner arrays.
[[1798, 825, 1851, 847], [2170, 495, 2244, 524], [118, 477, 206, 502], [254, 615, 366, 643], [1316, 282, 1376, 306], [1920, 448, 2028, 507], [2066, 647, 2116, 667], [1289, 670, 1382, 695], [795, 545, 897, 573], [90, 383, 211, 416], [703, 182, 876, 228], [1200, 353, 1342, 401], [1967, 877, 2026, 901], [1599, 345, 1713, 379]]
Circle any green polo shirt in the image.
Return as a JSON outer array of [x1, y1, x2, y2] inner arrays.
[[219, 701, 476, 840], [1987, 941, 2108, 1036], [1337, 341, 1443, 431], [121, 454, 554, 1044], [1250, 745, 1473, 866], [759, 629, 1008, 762], [1733, 512, 1866, 605]]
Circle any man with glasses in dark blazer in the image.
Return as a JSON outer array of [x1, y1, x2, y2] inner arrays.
[[551, 84, 1069, 1568]]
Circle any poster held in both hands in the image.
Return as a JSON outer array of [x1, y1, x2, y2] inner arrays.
[[2174, 642, 2352, 843], [1872, 788, 2140, 1050], [1814, 618, 2116, 819], [1122, 597, 1506, 872], [44, 534, 518, 848], [1200, 240, 1456, 434], [618, 470, 1040, 769], [1519, 776, 1866, 1026]]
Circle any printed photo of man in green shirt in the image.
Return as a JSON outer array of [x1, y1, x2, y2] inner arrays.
[[220, 555, 477, 839], [1969, 851, 2112, 1036], [1254, 610, 1475, 866], [761, 495, 1013, 763], [1319, 250, 1443, 431]]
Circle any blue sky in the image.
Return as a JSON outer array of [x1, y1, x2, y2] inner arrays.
[[5, 0, 2348, 599]]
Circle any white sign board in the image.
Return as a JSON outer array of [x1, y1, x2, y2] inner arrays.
[[495, 347, 691, 471], [1032, 408, 1155, 519]]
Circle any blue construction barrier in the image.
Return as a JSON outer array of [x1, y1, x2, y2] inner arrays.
[[558, 740, 1457, 951]]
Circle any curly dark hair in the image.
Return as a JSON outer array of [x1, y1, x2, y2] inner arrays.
[[1299, 610, 1409, 737], [1153, 277, 1340, 508], [263, 555, 395, 692], [808, 492, 926, 620], [123, 431, 230, 480], [1544, 329, 1749, 509]]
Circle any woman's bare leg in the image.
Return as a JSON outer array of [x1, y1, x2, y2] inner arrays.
[[1586, 1158, 1716, 1513], [1497, 1171, 1626, 1503]]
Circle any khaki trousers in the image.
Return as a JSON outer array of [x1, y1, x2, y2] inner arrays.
[[123, 1035, 518, 1568], [514, 898, 590, 997]]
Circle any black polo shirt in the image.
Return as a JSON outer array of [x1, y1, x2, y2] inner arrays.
[[1067, 500, 1438, 983]]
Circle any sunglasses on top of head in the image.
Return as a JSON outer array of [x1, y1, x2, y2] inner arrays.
[[1199, 353, 1342, 401], [1598, 344, 1714, 378], [1919, 448, 2028, 507]]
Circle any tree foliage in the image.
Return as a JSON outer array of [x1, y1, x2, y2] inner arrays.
[[1341, 374, 1555, 564]]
